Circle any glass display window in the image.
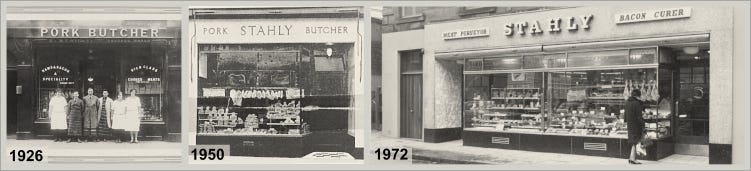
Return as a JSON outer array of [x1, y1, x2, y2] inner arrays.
[[464, 72, 544, 133], [462, 47, 673, 139], [196, 43, 355, 136], [545, 69, 664, 138]]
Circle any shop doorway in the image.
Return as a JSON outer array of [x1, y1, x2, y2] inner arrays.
[[671, 45, 710, 156], [7, 69, 18, 135], [399, 50, 423, 139]]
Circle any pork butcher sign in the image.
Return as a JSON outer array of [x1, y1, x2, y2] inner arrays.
[[40, 28, 161, 38], [615, 7, 692, 24]]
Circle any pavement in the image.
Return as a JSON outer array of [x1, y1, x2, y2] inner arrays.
[[4, 138, 182, 163], [371, 130, 709, 165]]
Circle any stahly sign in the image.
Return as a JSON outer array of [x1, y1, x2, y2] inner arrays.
[[503, 14, 594, 36]]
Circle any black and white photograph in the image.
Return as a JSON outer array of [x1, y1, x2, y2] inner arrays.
[[4, 6, 182, 164], [371, 6, 740, 165], [188, 6, 365, 164]]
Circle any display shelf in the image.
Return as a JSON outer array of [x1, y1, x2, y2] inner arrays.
[[197, 132, 308, 137], [565, 85, 627, 89], [499, 97, 540, 100], [471, 124, 497, 127], [198, 96, 302, 99], [266, 123, 301, 126], [486, 107, 540, 110], [505, 88, 540, 90], [202, 86, 295, 90], [482, 113, 509, 117], [588, 97, 626, 100], [267, 117, 299, 120], [644, 118, 671, 123], [198, 119, 237, 121]]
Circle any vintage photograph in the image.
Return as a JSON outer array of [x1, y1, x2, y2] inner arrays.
[[371, 6, 736, 165], [4, 6, 182, 163], [188, 6, 365, 163]]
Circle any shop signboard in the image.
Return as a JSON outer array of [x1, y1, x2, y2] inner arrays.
[[435, 14, 595, 39], [192, 18, 360, 43], [6, 20, 180, 39], [504, 14, 593, 36], [442, 27, 490, 40], [615, 7, 692, 24]]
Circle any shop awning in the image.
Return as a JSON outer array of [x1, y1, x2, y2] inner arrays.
[[435, 33, 709, 60], [543, 33, 710, 52], [435, 45, 542, 60]]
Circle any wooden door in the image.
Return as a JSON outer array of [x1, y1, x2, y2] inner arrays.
[[400, 74, 422, 139]]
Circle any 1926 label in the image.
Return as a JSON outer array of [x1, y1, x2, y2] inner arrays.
[[9, 150, 44, 162]]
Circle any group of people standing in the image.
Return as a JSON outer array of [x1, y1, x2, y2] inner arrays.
[[48, 88, 142, 143]]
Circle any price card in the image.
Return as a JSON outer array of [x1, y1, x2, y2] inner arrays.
[[368, 147, 412, 164]]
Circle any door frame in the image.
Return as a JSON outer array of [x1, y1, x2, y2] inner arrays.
[[398, 49, 424, 140]]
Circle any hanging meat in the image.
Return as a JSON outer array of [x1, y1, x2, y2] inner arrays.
[[651, 80, 660, 102], [643, 80, 651, 102]]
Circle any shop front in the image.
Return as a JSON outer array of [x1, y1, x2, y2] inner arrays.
[[7, 20, 182, 142], [381, 6, 735, 163], [189, 8, 364, 158]]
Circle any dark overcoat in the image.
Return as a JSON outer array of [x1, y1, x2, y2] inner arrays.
[[625, 96, 645, 145]]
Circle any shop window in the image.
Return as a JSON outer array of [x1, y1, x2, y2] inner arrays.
[[629, 48, 658, 64], [567, 49, 629, 67], [523, 53, 566, 69], [463, 68, 672, 139], [196, 43, 356, 138], [483, 56, 522, 70], [465, 59, 483, 71], [36, 47, 79, 121], [125, 53, 165, 122], [464, 72, 544, 132]]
